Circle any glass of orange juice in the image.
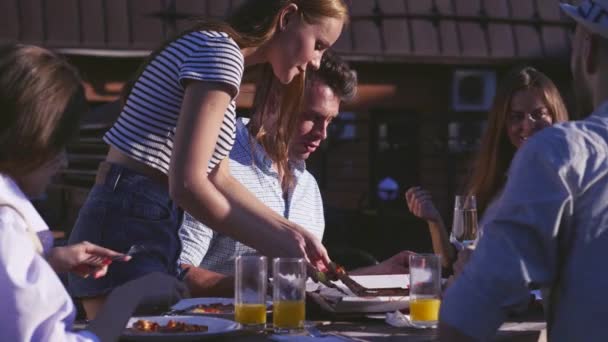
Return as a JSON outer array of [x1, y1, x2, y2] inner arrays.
[[409, 254, 442, 328], [272, 258, 306, 334], [235, 256, 267, 330]]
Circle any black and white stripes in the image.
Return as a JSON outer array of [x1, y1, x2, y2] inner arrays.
[[104, 31, 244, 174]]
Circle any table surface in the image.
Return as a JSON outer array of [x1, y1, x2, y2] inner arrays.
[[206, 316, 546, 342], [118, 300, 547, 342]]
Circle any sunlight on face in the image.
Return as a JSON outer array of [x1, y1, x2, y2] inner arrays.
[[290, 81, 340, 161], [269, 7, 344, 84]]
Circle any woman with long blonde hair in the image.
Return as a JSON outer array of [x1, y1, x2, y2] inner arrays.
[[406, 66, 569, 267], [68, 0, 349, 318]]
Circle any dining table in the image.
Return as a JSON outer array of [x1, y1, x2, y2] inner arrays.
[[117, 297, 547, 342]]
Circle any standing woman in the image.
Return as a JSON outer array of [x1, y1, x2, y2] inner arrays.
[[405, 66, 569, 268], [69, 0, 349, 317]]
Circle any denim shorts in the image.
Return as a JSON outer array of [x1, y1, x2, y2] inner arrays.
[[68, 162, 182, 298]]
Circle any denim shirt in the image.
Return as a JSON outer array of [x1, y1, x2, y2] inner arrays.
[[440, 102, 608, 341]]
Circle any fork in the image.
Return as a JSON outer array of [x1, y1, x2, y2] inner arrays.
[[71, 244, 149, 276], [315, 271, 350, 296], [328, 262, 409, 297], [110, 244, 148, 261]]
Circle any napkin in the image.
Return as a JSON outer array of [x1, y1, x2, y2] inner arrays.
[[386, 310, 437, 329], [385, 310, 414, 328]]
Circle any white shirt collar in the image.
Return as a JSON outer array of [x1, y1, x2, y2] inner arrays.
[[0, 173, 49, 232]]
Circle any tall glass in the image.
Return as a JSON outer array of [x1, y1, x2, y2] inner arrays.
[[272, 258, 306, 334], [409, 254, 442, 328], [450, 195, 479, 250], [235, 256, 267, 329]]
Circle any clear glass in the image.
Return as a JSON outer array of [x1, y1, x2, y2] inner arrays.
[[409, 254, 442, 328], [450, 195, 479, 250], [234, 256, 267, 329], [272, 258, 306, 334]]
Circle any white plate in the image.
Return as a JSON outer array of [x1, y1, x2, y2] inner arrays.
[[307, 274, 410, 313], [171, 297, 272, 316], [123, 315, 239, 341], [365, 313, 388, 320], [171, 297, 234, 315]]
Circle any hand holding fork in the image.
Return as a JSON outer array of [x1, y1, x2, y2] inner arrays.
[[48, 241, 140, 278]]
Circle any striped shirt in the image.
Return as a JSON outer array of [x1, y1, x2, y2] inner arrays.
[[104, 30, 244, 174], [178, 118, 325, 274]]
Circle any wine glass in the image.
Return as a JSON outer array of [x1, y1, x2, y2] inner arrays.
[[450, 195, 479, 250]]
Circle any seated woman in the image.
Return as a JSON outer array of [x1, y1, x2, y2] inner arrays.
[[405, 66, 569, 270], [0, 44, 187, 341]]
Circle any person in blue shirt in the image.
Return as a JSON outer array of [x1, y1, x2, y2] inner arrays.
[[439, 1, 608, 340]]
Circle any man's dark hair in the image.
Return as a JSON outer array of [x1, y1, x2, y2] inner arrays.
[[308, 49, 357, 102]]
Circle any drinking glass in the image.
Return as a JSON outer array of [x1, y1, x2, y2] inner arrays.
[[409, 254, 442, 328], [235, 256, 267, 329], [450, 195, 479, 250], [272, 258, 306, 334]]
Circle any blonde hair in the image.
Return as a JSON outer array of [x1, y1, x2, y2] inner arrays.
[[250, 49, 356, 191], [226, 0, 349, 191], [125, 0, 349, 190], [467, 66, 569, 215]]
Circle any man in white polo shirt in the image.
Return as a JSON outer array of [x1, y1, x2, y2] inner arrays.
[[439, 1, 608, 341], [178, 50, 412, 296]]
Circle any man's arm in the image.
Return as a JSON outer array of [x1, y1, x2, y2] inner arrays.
[[178, 212, 214, 269], [439, 130, 575, 340], [181, 264, 234, 297], [178, 212, 234, 296]]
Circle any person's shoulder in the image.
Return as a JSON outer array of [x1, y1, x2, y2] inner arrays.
[[0, 205, 24, 228], [196, 30, 234, 41], [189, 30, 241, 52], [520, 118, 608, 171], [0, 206, 28, 252], [506, 124, 573, 174], [524, 121, 582, 153], [174, 30, 242, 58], [299, 169, 317, 182], [298, 169, 321, 193], [550, 118, 608, 153]]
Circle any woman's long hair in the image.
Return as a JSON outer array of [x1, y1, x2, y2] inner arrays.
[[0, 44, 86, 175], [124, 0, 349, 190], [466, 66, 569, 215]]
